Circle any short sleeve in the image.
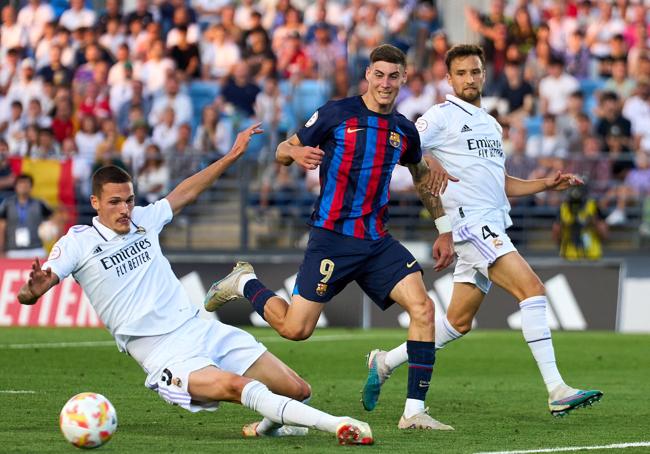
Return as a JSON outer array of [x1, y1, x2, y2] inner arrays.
[[132, 198, 173, 233], [415, 105, 448, 150], [296, 101, 338, 147], [399, 122, 422, 165], [42, 233, 82, 281]]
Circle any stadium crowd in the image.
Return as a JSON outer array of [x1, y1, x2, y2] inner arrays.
[[0, 0, 649, 252]]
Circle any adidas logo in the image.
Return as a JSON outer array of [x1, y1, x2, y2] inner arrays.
[[93, 246, 103, 254], [461, 124, 472, 133]]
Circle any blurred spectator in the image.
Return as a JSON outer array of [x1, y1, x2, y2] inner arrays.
[[397, 72, 435, 122], [304, 0, 343, 28], [75, 115, 104, 168], [272, 6, 306, 53], [201, 24, 240, 80], [167, 6, 201, 48], [585, 1, 626, 58], [242, 28, 276, 83], [465, 0, 507, 54], [136, 144, 170, 204], [553, 184, 608, 260], [348, 3, 384, 81], [566, 112, 594, 155], [547, 1, 578, 54], [194, 104, 233, 157], [557, 90, 586, 151], [623, 80, 650, 138], [277, 31, 312, 80], [0, 48, 21, 95], [77, 82, 111, 119], [99, 16, 127, 59], [17, 0, 54, 50], [18, 124, 39, 157], [219, 4, 242, 46], [108, 44, 133, 87], [148, 75, 192, 127], [170, 26, 201, 81], [491, 59, 534, 121], [524, 39, 555, 87], [52, 26, 76, 68], [304, 4, 337, 44], [627, 24, 649, 79], [59, 0, 97, 32], [37, 45, 73, 87], [125, 0, 154, 30], [600, 151, 650, 225], [33, 127, 61, 159], [254, 77, 286, 161], [538, 56, 580, 115], [136, 39, 175, 96], [234, 0, 260, 32], [220, 62, 261, 118], [2, 100, 25, 153], [166, 123, 202, 184], [565, 134, 611, 196], [122, 119, 151, 177], [51, 99, 74, 144], [427, 31, 450, 69], [526, 114, 568, 160], [99, 117, 124, 152], [603, 57, 637, 100], [91, 140, 126, 176], [594, 91, 632, 159], [506, 127, 537, 180], [564, 30, 592, 80], [116, 80, 152, 135], [7, 58, 44, 111], [306, 22, 346, 84], [1, 5, 28, 55], [0, 139, 15, 200], [193, 0, 228, 27], [96, 0, 123, 36], [426, 59, 453, 104], [151, 106, 179, 153], [509, 7, 536, 55], [0, 173, 53, 258]]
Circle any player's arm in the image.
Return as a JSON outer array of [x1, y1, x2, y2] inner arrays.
[[407, 159, 454, 271], [505, 172, 584, 197], [422, 152, 459, 197], [166, 122, 262, 215], [17, 257, 60, 305], [275, 134, 324, 170]]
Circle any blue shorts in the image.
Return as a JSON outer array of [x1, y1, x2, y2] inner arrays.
[[293, 228, 422, 310]]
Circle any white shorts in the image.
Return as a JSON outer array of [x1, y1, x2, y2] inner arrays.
[[127, 316, 267, 413], [453, 221, 517, 294]]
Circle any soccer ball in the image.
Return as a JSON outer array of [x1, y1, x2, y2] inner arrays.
[[59, 392, 118, 449], [38, 220, 60, 242]]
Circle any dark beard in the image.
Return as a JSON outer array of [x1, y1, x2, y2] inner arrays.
[[457, 89, 481, 104]]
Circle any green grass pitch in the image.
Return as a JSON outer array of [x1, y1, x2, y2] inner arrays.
[[1, 328, 649, 453]]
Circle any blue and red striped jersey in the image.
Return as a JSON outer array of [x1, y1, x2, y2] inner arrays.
[[297, 96, 422, 240]]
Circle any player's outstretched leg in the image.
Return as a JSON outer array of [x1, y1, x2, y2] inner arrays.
[[204, 262, 255, 311]]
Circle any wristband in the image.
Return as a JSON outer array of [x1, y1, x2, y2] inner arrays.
[[434, 215, 452, 234]]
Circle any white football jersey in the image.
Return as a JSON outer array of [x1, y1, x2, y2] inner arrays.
[[43, 199, 197, 351], [416, 94, 512, 232]]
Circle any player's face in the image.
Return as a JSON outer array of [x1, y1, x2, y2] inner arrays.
[[447, 55, 485, 106], [364, 60, 406, 112], [91, 182, 135, 235]]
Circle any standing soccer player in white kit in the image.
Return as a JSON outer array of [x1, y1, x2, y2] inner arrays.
[[17, 123, 373, 445], [362, 44, 603, 418]]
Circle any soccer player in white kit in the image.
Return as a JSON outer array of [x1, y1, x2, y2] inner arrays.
[[362, 45, 603, 418], [17, 123, 373, 445]]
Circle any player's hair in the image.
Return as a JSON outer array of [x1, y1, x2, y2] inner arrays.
[[369, 44, 406, 67], [92, 165, 132, 197], [444, 44, 486, 71]]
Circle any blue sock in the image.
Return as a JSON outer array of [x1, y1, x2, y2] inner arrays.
[[406, 340, 436, 401], [243, 279, 276, 320]]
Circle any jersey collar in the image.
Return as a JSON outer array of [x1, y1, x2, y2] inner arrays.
[[92, 216, 136, 241], [445, 94, 485, 115]]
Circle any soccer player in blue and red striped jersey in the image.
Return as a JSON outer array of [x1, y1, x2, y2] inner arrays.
[[206, 44, 457, 431]]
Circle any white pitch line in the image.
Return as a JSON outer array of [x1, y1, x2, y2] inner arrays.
[[475, 441, 650, 454], [0, 332, 404, 350], [0, 390, 37, 394]]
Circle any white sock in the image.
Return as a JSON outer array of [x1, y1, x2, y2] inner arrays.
[[241, 381, 341, 433], [436, 315, 464, 349], [237, 273, 257, 294], [255, 396, 311, 434], [520, 296, 565, 393], [403, 398, 425, 418], [385, 343, 408, 370]]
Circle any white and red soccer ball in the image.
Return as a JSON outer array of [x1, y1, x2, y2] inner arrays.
[[59, 392, 117, 449]]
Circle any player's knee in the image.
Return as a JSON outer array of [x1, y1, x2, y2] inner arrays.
[[522, 279, 545, 299], [447, 314, 472, 335], [408, 296, 435, 328], [295, 379, 312, 402]]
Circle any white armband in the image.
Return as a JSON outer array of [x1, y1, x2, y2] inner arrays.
[[434, 215, 452, 234]]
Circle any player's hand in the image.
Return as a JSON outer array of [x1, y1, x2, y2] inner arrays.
[[19, 257, 52, 305], [423, 154, 459, 197], [432, 232, 454, 272], [229, 122, 263, 159], [291, 146, 324, 170], [545, 171, 584, 191]]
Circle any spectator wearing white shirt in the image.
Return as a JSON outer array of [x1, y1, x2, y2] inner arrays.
[[152, 107, 179, 153], [136, 144, 170, 204], [2, 101, 25, 154], [526, 114, 569, 160], [6, 59, 44, 111], [397, 73, 435, 122], [59, 0, 97, 32], [135, 39, 175, 96], [17, 0, 54, 50], [99, 16, 127, 60], [75, 115, 104, 168], [538, 56, 580, 116], [121, 120, 151, 177], [148, 76, 192, 128], [193, 0, 230, 27], [166, 7, 200, 48], [623, 81, 650, 137], [108, 44, 132, 87], [201, 23, 240, 80], [0, 6, 28, 55]]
